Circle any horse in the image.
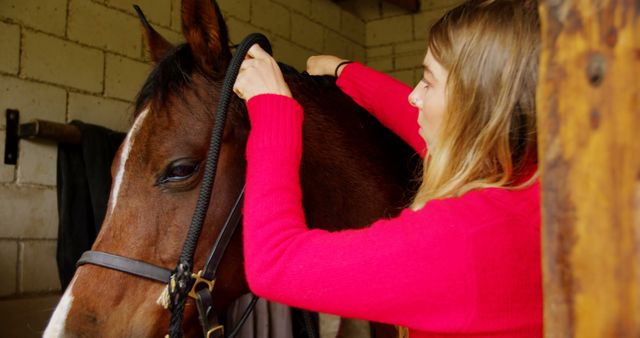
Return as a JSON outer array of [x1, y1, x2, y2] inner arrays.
[[44, 0, 418, 336]]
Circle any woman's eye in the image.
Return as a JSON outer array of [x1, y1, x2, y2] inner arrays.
[[421, 78, 430, 89], [157, 160, 200, 185]]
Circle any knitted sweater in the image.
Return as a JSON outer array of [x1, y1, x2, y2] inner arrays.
[[243, 62, 542, 337]]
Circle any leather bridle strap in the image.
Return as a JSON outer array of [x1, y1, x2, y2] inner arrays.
[[192, 187, 245, 337], [76, 186, 244, 285], [201, 186, 244, 282], [77, 251, 171, 284], [76, 187, 255, 338]]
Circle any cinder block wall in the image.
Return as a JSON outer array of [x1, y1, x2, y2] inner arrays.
[[0, 0, 365, 300], [0, 0, 185, 301], [222, 0, 366, 70], [357, 0, 464, 85]]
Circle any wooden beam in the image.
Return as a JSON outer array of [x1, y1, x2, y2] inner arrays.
[[331, 0, 420, 13], [384, 0, 420, 12], [538, 1, 640, 337]]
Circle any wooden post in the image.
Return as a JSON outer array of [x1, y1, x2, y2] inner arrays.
[[538, 1, 640, 337]]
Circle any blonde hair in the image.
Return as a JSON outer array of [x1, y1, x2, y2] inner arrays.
[[396, 325, 409, 338], [411, 0, 540, 210]]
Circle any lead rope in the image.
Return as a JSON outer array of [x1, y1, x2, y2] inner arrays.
[[167, 33, 273, 338]]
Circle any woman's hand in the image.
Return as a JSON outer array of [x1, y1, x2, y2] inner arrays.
[[234, 44, 292, 101], [306, 55, 350, 77]]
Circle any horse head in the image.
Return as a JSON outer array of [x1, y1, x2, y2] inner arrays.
[[45, 1, 250, 336]]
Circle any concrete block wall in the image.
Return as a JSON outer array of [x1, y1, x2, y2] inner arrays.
[[0, 0, 367, 301], [356, 0, 465, 86], [219, 0, 366, 72], [0, 0, 162, 300]]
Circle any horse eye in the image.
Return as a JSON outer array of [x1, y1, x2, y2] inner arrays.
[[158, 159, 200, 185]]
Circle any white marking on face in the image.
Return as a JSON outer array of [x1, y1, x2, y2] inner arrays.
[[107, 108, 150, 217], [43, 278, 76, 338]]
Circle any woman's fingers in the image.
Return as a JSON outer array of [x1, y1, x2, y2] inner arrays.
[[247, 44, 270, 59], [305, 55, 346, 76], [233, 75, 246, 99], [233, 48, 292, 101], [239, 58, 255, 72]]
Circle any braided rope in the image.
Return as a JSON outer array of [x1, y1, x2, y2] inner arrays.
[[167, 33, 272, 338]]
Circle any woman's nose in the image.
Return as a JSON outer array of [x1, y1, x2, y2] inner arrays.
[[408, 87, 422, 108]]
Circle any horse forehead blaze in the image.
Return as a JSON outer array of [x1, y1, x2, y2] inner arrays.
[[42, 278, 75, 337], [107, 107, 151, 218]]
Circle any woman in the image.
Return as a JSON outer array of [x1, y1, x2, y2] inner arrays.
[[233, 0, 541, 336]]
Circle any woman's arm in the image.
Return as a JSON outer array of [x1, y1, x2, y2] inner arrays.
[[234, 46, 471, 329], [307, 56, 425, 156], [336, 63, 425, 157], [243, 94, 474, 331]]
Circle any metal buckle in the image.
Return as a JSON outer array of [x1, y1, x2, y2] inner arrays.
[[206, 325, 224, 338], [188, 270, 215, 299]]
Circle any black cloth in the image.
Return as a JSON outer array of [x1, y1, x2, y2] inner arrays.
[[56, 121, 125, 290]]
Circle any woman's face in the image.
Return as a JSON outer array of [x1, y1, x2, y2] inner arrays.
[[408, 49, 448, 148]]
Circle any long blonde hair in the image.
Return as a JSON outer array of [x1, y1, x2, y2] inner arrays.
[[411, 0, 540, 210]]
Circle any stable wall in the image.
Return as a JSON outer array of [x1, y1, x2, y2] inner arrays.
[[0, 0, 368, 301], [0, 0, 364, 334], [358, 0, 464, 85], [0, 0, 177, 301]]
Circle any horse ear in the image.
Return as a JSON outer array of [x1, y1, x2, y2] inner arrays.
[[181, 0, 231, 76], [134, 5, 173, 63]]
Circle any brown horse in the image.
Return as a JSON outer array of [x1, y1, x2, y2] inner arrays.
[[44, 0, 418, 337]]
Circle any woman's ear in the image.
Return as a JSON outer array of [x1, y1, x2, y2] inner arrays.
[[134, 5, 173, 63], [181, 0, 232, 76]]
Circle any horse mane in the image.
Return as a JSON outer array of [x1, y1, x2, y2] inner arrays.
[[135, 44, 191, 114], [135, 43, 336, 118]]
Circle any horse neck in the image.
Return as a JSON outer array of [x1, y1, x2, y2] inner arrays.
[[284, 74, 417, 232]]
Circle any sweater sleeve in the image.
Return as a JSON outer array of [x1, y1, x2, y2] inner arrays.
[[336, 63, 426, 157], [244, 94, 474, 331]]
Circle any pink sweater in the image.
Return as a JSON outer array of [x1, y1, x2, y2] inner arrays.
[[243, 63, 542, 337]]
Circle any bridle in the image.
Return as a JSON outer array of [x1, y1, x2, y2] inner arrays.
[[77, 33, 273, 338], [77, 188, 250, 338]]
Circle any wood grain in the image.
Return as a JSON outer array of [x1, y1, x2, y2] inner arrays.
[[538, 1, 640, 337]]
